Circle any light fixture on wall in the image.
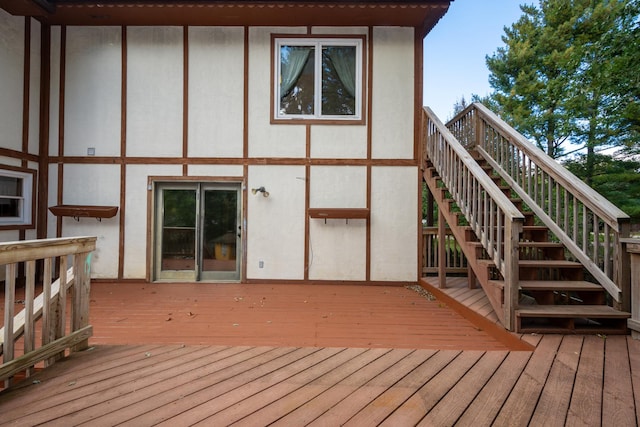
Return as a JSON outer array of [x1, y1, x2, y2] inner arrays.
[[251, 186, 270, 198]]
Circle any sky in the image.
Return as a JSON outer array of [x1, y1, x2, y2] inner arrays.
[[423, 0, 527, 120]]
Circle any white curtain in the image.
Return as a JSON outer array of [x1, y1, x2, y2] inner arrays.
[[280, 46, 312, 99], [325, 46, 356, 98]]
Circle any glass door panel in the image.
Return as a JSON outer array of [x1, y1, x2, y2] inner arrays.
[[156, 186, 197, 281], [201, 186, 241, 281], [154, 182, 241, 282]]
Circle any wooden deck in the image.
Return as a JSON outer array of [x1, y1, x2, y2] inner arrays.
[[1, 280, 639, 425]]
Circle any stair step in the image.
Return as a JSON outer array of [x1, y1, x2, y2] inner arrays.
[[518, 260, 583, 269], [517, 305, 629, 319], [519, 280, 602, 292], [516, 305, 630, 334]]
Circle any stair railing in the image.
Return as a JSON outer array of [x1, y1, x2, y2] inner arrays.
[[0, 236, 96, 388], [422, 107, 524, 329], [448, 102, 631, 308]]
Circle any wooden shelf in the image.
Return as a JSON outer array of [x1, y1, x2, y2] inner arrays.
[[308, 208, 369, 219], [49, 205, 119, 221]]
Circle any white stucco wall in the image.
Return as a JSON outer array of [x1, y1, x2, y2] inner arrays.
[[64, 26, 122, 157], [248, 27, 307, 159], [0, 9, 24, 152], [308, 166, 367, 280], [61, 164, 121, 278], [188, 27, 244, 158], [371, 27, 415, 160], [0, 18, 421, 283], [247, 165, 306, 280], [370, 166, 418, 281], [126, 27, 183, 158]]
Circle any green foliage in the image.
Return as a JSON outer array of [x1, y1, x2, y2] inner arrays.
[[564, 154, 640, 220], [486, 0, 640, 164]]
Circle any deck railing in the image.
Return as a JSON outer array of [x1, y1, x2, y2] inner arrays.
[[623, 238, 640, 339], [422, 107, 524, 329], [422, 227, 468, 274], [0, 236, 96, 387], [448, 103, 631, 308]]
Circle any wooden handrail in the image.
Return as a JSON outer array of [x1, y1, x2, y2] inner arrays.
[[0, 236, 96, 387], [448, 102, 631, 306], [422, 107, 524, 329]]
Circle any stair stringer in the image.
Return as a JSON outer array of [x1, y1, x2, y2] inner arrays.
[[422, 168, 507, 326]]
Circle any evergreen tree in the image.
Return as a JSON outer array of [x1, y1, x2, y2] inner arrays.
[[486, 0, 639, 169]]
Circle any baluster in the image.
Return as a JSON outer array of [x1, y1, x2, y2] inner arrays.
[[23, 260, 36, 377], [3, 263, 16, 388]]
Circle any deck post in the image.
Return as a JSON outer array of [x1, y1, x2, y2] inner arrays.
[[438, 209, 446, 288], [623, 238, 640, 339], [71, 251, 92, 352]]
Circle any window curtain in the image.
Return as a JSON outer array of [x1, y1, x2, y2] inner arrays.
[[280, 46, 312, 99], [325, 46, 356, 98]]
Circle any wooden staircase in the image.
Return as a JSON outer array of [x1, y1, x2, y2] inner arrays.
[[423, 152, 630, 334]]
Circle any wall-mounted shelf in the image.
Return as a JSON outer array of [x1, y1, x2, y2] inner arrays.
[[49, 205, 119, 221], [308, 208, 369, 223]]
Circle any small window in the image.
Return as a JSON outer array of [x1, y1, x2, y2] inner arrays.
[[274, 37, 364, 122], [0, 168, 34, 227]]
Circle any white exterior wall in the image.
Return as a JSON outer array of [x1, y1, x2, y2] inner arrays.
[[308, 166, 367, 280], [0, 18, 420, 283], [65, 27, 122, 157], [370, 166, 418, 281], [126, 27, 184, 158], [246, 165, 306, 280], [0, 9, 24, 152], [188, 27, 244, 158], [371, 27, 415, 159]]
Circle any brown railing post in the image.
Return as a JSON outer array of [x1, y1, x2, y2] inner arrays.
[[438, 210, 447, 288], [72, 251, 92, 352], [622, 238, 640, 339]]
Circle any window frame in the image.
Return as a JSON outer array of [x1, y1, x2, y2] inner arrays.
[[0, 166, 36, 229], [272, 35, 366, 124]]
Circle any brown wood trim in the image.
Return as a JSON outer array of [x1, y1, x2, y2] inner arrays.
[[0, 148, 38, 164], [308, 208, 369, 219], [49, 205, 118, 219], [242, 165, 248, 283], [118, 25, 127, 280], [182, 25, 188, 177], [20, 18, 31, 242], [21, 18, 31, 164], [244, 278, 417, 287], [148, 176, 245, 183], [37, 23, 51, 240], [366, 26, 374, 282], [304, 124, 311, 281], [48, 156, 419, 167], [56, 25, 66, 239], [414, 28, 423, 281], [242, 26, 249, 283], [243, 26, 249, 159]]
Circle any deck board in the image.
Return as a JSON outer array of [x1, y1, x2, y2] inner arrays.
[[602, 335, 637, 426], [1, 281, 639, 425], [566, 335, 605, 426]]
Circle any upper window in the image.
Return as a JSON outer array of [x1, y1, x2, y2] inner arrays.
[[274, 37, 364, 122], [0, 168, 34, 227]]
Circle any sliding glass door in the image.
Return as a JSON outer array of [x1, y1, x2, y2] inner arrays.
[[155, 182, 241, 281]]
